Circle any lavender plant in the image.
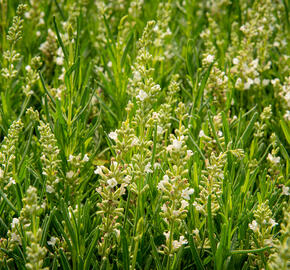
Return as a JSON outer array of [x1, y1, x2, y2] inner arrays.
[[0, 1, 289, 269]]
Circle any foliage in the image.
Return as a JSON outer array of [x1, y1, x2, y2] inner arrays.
[[0, 0, 289, 269]]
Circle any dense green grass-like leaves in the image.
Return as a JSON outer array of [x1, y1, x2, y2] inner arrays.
[[0, 0, 289, 269]]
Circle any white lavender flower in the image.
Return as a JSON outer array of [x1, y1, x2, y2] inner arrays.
[[249, 220, 259, 232]]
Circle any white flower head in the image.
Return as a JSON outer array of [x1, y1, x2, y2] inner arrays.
[[114, 229, 120, 238], [284, 111, 290, 122], [124, 175, 132, 184], [163, 174, 169, 182], [136, 90, 148, 101], [11, 232, 21, 244], [281, 185, 289, 196], [145, 162, 153, 173], [112, 161, 118, 168], [262, 219, 267, 225], [271, 78, 280, 86], [131, 137, 139, 146], [157, 175, 170, 191], [240, 25, 246, 32], [82, 154, 89, 162], [267, 153, 280, 164], [66, 170, 74, 179], [133, 70, 141, 81], [268, 218, 278, 228], [244, 78, 253, 90], [56, 56, 64, 66], [11, 218, 20, 229], [186, 150, 193, 158], [235, 78, 243, 88], [96, 187, 102, 194], [164, 231, 170, 241], [152, 112, 159, 119], [153, 162, 161, 169], [251, 59, 259, 68], [161, 203, 167, 212], [25, 65, 32, 72], [9, 177, 16, 185], [249, 220, 259, 232], [181, 187, 194, 200], [166, 28, 172, 35], [68, 154, 74, 162], [47, 236, 57, 246], [157, 125, 163, 135], [107, 178, 118, 188], [172, 235, 188, 250], [94, 166, 103, 175], [262, 79, 270, 86], [199, 130, 206, 138], [172, 139, 183, 150], [151, 84, 161, 92], [254, 78, 260, 85], [233, 58, 239, 65], [46, 185, 54, 193], [193, 202, 203, 212], [181, 200, 189, 209], [205, 54, 214, 64], [173, 210, 179, 216], [109, 131, 118, 141]]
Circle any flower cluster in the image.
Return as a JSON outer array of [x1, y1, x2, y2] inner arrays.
[[0, 120, 24, 190], [268, 207, 290, 269], [66, 153, 89, 189], [248, 200, 279, 268], [153, 2, 173, 61], [39, 29, 58, 71], [254, 105, 272, 138], [158, 102, 193, 256], [228, 0, 283, 92], [1, 4, 28, 80], [38, 121, 61, 194], [94, 161, 128, 258], [24, 0, 45, 35], [7, 186, 47, 270], [271, 77, 290, 121], [0, 1, 289, 269], [22, 56, 42, 96]]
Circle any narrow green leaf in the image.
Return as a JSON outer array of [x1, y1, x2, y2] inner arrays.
[[221, 111, 231, 146], [59, 248, 72, 270], [184, 223, 205, 270], [207, 195, 216, 255], [208, 111, 224, 152], [53, 16, 68, 64], [39, 72, 56, 107], [188, 133, 206, 162], [237, 112, 258, 147], [84, 228, 100, 270], [121, 31, 134, 67], [280, 119, 290, 145], [40, 208, 56, 246], [149, 234, 162, 270], [120, 229, 130, 270], [194, 63, 213, 109], [0, 188, 19, 214]]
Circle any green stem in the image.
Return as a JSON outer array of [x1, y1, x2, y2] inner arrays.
[[230, 246, 272, 255], [131, 238, 139, 270]]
